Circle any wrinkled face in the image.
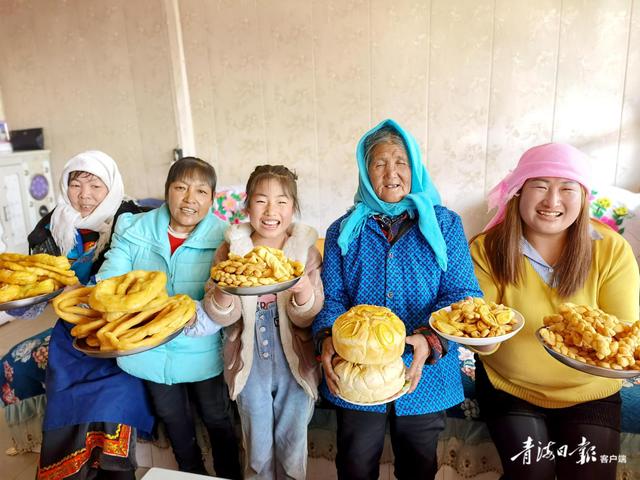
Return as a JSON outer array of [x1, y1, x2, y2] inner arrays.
[[166, 176, 213, 233], [247, 178, 295, 248], [519, 177, 583, 240], [367, 142, 412, 203], [68, 173, 109, 218]]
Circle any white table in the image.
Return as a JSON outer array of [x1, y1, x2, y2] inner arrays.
[[141, 467, 228, 480]]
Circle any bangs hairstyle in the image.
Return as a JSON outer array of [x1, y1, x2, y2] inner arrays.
[[479, 187, 592, 299], [164, 157, 217, 199], [69, 171, 101, 184], [363, 126, 407, 167], [245, 165, 300, 215]]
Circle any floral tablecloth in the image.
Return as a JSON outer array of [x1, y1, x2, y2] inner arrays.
[[0, 329, 51, 453]]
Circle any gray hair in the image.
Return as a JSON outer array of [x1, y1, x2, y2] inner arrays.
[[363, 126, 407, 166]]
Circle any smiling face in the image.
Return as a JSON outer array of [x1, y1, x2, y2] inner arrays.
[[367, 142, 412, 203], [519, 177, 583, 242], [166, 175, 214, 233], [67, 172, 109, 218], [247, 177, 295, 249]]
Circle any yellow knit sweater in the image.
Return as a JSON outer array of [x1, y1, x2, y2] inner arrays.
[[469, 221, 640, 408]]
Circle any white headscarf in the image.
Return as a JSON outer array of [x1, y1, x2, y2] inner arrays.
[[51, 150, 124, 255]]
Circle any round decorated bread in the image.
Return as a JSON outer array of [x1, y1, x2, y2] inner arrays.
[[333, 356, 406, 403], [332, 304, 406, 365]]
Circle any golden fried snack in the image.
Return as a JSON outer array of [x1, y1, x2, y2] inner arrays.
[[0, 279, 58, 303], [431, 297, 517, 338], [52, 287, 98, 324], [332, 305, 406, 365], [0, 269, 38, 286], [333, 356, 406, 403], [71, 318, 108, 339], [0, 252, 78, 303], [539, 303, 640, 371], [0, 260, 78, 286], [53, 271, 196, 353], [0, 253, 71, 270], [211, 246, 304, 288], [89, 270, 167, 312], [105, 295, 195, 350]]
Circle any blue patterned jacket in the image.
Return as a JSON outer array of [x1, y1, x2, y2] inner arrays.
[[313, 206, 482, 415]]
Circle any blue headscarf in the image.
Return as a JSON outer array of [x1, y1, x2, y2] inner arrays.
[[337, 119, 448, 271]]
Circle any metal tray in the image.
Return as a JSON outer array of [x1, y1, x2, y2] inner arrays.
[[0, 288, 65, 311], [73, 326, 184, 358], [429, 306, 525, 346], [215, 276, 300, 296], [535, 328, 640, 380], [336, 380, 411, 406]]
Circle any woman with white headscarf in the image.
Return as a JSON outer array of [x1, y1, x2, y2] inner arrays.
[[22, 151, 154, 480], [29, 150, 126, 283]]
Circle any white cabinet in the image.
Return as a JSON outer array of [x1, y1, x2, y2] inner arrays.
[[0, 150, 56, 253]]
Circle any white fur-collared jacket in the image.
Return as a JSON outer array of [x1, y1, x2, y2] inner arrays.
[[202, 222, 324, 400]]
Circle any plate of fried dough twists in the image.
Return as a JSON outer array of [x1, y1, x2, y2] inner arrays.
[[332, 305, 410, 406], [429, 297, 525, 346], [537, 303, 640, 379], [0, 253, 79, 310], [210, 246, 305, 296], [53, 270, 196, 358]]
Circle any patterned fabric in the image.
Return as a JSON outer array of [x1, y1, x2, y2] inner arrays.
[[590, 188, 635, 234], [313, 207, 482, 415], [0, 329, 51, 407], [589, 185, 640, 267], [414, 325, 448, 365], [37, 423, 134, 480], [373, 213, 410, 242], [213, 188, 247, 224]]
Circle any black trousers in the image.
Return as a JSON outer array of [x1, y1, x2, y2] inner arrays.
[[475, 360, 621, 480], [335, 405, 446, 480], [145, 374, 242, 479]]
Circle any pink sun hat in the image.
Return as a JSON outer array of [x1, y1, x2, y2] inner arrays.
[[484, 142, 591, 231]]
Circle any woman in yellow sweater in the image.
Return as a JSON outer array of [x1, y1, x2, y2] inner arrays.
[[469, 143, 639, 480]]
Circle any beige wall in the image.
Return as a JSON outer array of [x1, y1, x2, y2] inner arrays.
[[0, 0, 180, 200], [1, 0, 639, 236]]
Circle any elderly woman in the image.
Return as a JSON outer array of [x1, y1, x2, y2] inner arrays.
[[33, 151, 153, 480], [312, 119, 482, 480], [97, 157, 241, 479], [470, 143, 640, 480]]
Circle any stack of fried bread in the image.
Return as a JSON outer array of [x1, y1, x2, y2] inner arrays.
[[0, 253, 79, 303], [332, 305, 407, 403], [211, 246, 304, 288], [431, 297, 517, 338], [539, 303, 640, 371], [53, 270, 195, 352]]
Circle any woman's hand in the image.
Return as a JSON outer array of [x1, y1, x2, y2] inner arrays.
[[321, 336, 340, 395], [472, 342, 501, 354], [62, 283, 83, 293], [184, 312, 197, 328], [212, 285, 234, 309], [405, 334, 431, 393], [288, 274, 313, 306]]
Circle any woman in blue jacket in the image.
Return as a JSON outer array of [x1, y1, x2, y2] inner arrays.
[[313, 120, 483, 480], [97, 157, 241, 479]]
